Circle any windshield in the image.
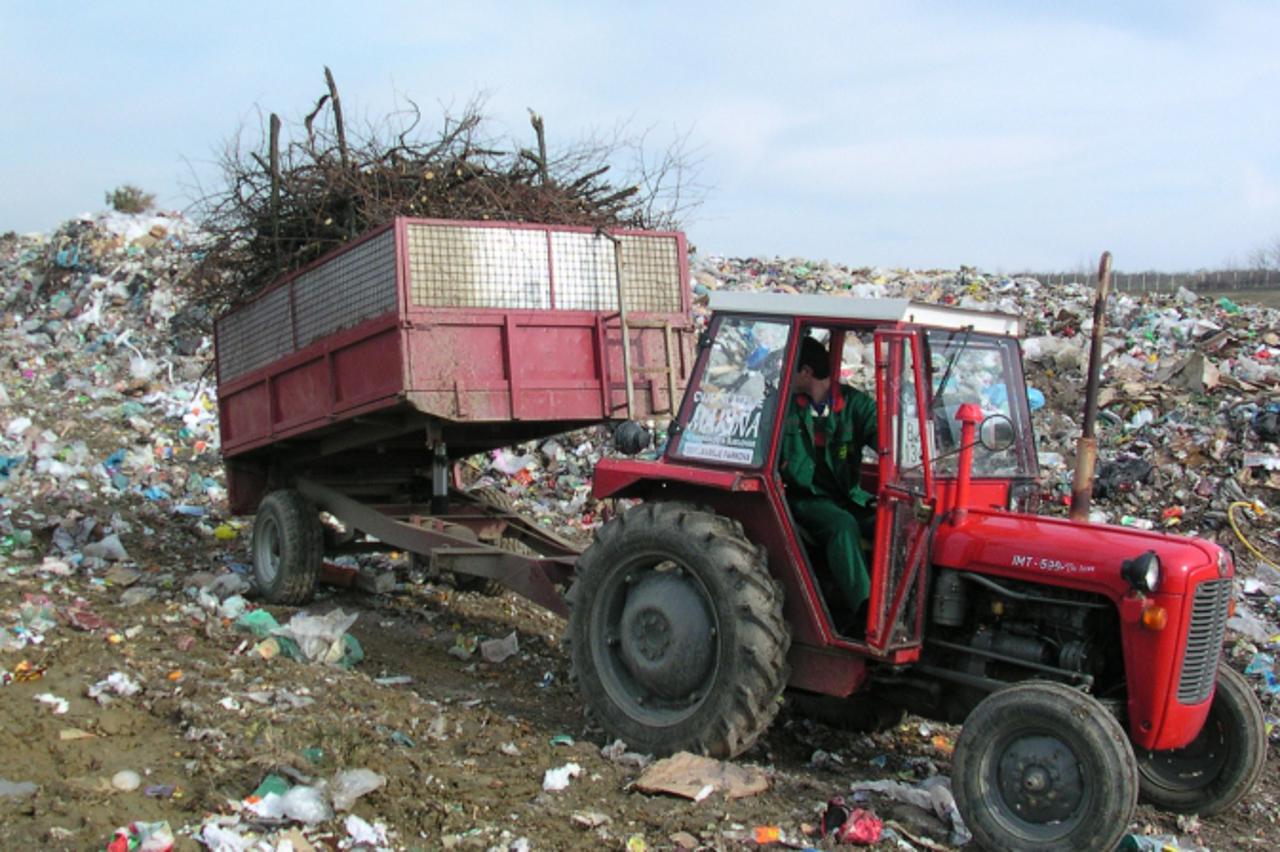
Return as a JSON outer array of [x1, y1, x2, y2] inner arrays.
[[927, 330, 1037, 477], [672, 316, 790, 467]]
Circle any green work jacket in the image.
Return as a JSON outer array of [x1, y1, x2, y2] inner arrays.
[[780, 385, 878, 508]]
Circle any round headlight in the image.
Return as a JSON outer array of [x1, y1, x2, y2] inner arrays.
[[1121, 550, 1161, 593]]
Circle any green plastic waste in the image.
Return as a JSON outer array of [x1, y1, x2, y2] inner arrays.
[[300, 747, 326, 766], [251, 773, 290, 799], [235, 610, 280, 639], [339, 634, 364, 669], [1217, 296, 1241, 314]]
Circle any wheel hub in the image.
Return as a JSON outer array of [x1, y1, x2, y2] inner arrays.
[[255, 516, 281, 584], [997, 735, 1084, 824], [1022, 766, 1050, 793], [631, 610, 672, 661], [618, 572, 714, 701]]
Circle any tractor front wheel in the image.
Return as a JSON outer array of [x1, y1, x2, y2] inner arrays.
[[251, 489, 323, 605], [1136, 665, 1266, 816], [952, 681, 1138, 852], [569, 501, 789, 758]]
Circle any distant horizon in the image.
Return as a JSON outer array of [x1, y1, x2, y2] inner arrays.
[[8, 203, 1280, 282], [3, 1, 1277, 272]]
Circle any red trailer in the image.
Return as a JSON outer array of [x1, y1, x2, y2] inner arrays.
[[216, 218, 693, 607]]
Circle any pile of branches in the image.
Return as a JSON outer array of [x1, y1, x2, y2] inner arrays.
[[190, 68, 701, 310]]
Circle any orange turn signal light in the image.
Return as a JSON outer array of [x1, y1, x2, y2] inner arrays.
[[1141, 605, 1168, 631], [1228, 597, 1237, 618]]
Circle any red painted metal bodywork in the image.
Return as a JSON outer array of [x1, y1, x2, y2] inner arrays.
[[595, 455, 1223, 750], [931, 509, 1223, 751], [215, 218, 693, 513], [595, 311, 1232, 752]]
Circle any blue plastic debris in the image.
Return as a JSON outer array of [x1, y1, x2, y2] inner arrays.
[[102, 449, 127, 472], [0, 455, 23, 479], [1244, 653, 1274, 676]]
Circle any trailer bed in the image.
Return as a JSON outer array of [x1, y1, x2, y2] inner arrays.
[[215, 218, 693, 513]]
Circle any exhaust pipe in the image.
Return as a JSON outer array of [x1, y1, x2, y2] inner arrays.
[[1069, 252, 1112, 522]]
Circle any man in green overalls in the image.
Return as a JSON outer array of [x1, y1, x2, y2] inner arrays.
[[780, 335, 878, 619]]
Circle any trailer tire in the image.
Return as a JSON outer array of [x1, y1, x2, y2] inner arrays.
[[1136, 664, 1266, 816], [568, 501, 789, 759], [953, 681, 1138, 852], [252, 490, 323, 605]]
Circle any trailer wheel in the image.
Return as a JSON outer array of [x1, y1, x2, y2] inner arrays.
[[568, 501, 789, 758], [953, 681, 1138, 852], [1136, 664, 1266, 816], [252, 489, 323, 605]]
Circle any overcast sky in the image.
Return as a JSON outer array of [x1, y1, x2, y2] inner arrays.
[[2, 1, 1277, 271]]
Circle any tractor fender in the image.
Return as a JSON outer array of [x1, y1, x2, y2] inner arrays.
[[592, 456, 765, 500]]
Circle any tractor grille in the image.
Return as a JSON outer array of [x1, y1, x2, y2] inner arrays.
[[1177, 578, 1231, 704]]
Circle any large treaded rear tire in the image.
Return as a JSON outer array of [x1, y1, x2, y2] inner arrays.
[[251, 489, 323, 605], [1136, 664, 1267, 816], [952, 681, 1138, 852], [568, 501, 790, 758]]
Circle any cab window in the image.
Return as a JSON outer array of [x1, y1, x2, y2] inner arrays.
[[927, 330, 1036, 477], [672, 316, 790, 467]]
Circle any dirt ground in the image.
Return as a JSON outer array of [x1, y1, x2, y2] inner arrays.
[[2, 516, 1278, 851]]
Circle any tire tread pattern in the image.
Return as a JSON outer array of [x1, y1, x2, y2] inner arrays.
[[254, 489, 323, 605], [568, 501, 790, 759]]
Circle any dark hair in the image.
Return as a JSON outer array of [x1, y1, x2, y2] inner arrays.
[[798, 335, 831, 380]]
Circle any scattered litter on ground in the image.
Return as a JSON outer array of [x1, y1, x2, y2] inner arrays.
[[542, 761, 583, 792], [634, 751, 769, 801]]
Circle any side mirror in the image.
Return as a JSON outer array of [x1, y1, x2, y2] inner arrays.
[[614, 420, 652, 456], [979, 414, 1016, 452]]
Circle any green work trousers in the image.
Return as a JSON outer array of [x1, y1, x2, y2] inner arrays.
[[791, 496, 871, 612]]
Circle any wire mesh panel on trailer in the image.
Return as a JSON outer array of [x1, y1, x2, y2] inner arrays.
[[215, 228, 399, 385], [404, 221, 684, 313], [294, 229, 397, 348], [215, 285, 294, 385]]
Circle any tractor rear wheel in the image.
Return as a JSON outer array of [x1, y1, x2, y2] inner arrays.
[[568, 501, 789, 758], [1136, 664, 1266, 816], [252, 489, 323, 605], [953, 681, 1138, 852]]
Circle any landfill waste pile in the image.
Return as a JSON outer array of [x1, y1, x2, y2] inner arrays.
[[1, 212, 1278, 850]]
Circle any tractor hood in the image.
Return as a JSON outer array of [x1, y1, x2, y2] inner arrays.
[[931, 508, 1229, 600]]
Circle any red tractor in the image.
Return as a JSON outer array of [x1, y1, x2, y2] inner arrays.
[[217, 220, 1264, 851], [575, 291, 1266, 851]]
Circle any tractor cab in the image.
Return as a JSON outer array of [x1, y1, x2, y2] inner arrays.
[[666, 292, 1032, 650]]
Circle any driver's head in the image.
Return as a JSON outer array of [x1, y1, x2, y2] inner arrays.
[[796, 335, 832, 399]]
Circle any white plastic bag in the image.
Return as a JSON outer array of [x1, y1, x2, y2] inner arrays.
[[330, 768, 386, 811], [247, 785, 332, 824], [480, 631, 519, 664], [274, 609, 358, 663], [542, 762, 582, 792]]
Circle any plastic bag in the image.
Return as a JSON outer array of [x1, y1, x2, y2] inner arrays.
[[83, 533, 130, 562], [480, 631, 519, 664], [247, 785, 332, 824], [234, 609, 280, 639], [543, 762, 582, 792], [274, 609, 359, 663], [331, 768, 387, 811]]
